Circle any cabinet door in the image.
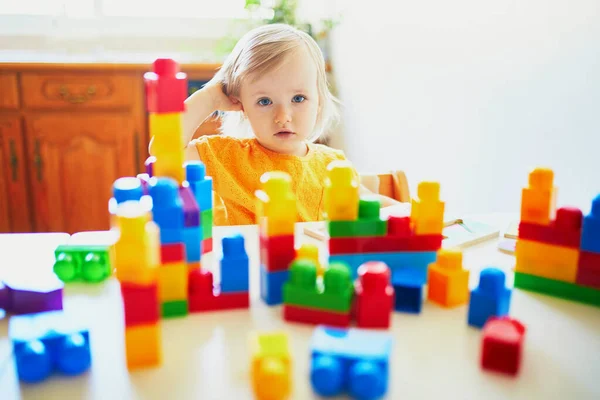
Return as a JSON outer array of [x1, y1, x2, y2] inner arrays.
[[25, 113, 136, 233], [0, 116, 32, 232]]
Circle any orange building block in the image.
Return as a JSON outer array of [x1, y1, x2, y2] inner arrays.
[[124, 323, 162, 369], [158, 261, 188, 301], [324, 160, 359, 221], [427, 248, 470, 307], [295, 243, 323, 276], [520, 167, 557, 225], [250, 331, 292, 400], [410, 181, 445, 235], [256, 172, 297, 236], [515, 239, 579, 283]]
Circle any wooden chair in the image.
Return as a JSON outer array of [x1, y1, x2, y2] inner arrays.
[[359, 171, 411, 203]]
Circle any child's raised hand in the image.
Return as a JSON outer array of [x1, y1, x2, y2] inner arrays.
[[204, 81, 243, 113]]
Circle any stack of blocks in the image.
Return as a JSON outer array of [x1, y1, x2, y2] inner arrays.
[[514, 167, 600, 307], [257, 172, 298, 306], [113, 201, 162, 369]]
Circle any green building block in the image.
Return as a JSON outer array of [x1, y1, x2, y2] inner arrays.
[[328, 197, 387, 238], [514, 272, 600, 308], [283, 260, 353, 312], [201, 209, 213, 240], [53, 244, 112, 283], [162, 300, 189, 317]]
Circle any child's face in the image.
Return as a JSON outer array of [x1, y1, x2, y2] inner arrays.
[[239, 46, 319, 156]]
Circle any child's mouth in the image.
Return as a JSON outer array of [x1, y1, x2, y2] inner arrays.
[[275, 130, 296, 139]]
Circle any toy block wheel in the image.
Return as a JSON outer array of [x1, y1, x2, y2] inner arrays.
[[53, 253, 79, 282], [81, 253, 109, 283], [16, 340, 53, 383], [56, 333, 92, 375], [349, 360, 385, 400], [311, 354, 344, 396]]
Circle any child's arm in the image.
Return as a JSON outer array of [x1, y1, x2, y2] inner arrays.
[[359, 184, 404, 207]]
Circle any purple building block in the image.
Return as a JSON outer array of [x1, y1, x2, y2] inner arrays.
[[2, 273, 63, 315], [179, 183, 200, 227], [145, 156, 156, 177], [0, 281, 9, 310]]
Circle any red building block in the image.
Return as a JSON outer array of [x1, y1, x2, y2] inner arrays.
[[202, 237, 213, 254], [120, 282, 160, 327], [481, 317, 526, 376], [329, 234, 443, 255], [144, 58, 188, 113], [387, 216, 412, 237], [260, 234, 296, 272], [576, 250, 600, 289], [518, 206, 582, 248], [160, 243, 185, 264], [283, 304, 351, 328], [354, 262, 394, 329], [188, 269, 249, 312]]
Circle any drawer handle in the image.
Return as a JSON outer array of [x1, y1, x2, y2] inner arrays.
[[9, 139, 18, 182], [33, 139, 44, 182], [59, 85, 97, 104]]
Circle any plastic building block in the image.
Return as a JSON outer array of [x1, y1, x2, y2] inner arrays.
[[250, 331, 292, 400], [355, 262, 394, 329], [145, 156, 155, 177], [124, 323, 162, 369], [328, 197, 387, 238], [220, 233, 250, 293], [468, 268, 511, 329], [256, 171, 297, 236], [149, 112, 184, 155], [54, 244, 112, 283], [160, 243, 185, 264], [283, 304, 351, 327], [201, 209, 213, 240], [149, 177, 184, 230], [144, 58, 187, 113], [520, 167, 556, 225], [179, 183, 200, 227], [514, 271, 600, 307], [295, 243, 323, 275], [2, 272, 63, 315], [137, 173, 150, 194], [481, 317, 526, 376], [410, 181, 445, 235], [283, 260, 353, 313], [9, 310, 91, 383], [202, 237, 213, 254], [162, 300, 189, 317], [310, 326, 392, 399], [392, 269, 423, 313], [188, 269, 249, 312], [518, 206, 582, 248], [515, 239, 579, 283], [329, 234, 443, 254], [185, 161, 214, 211], [112, 177, 144, 204], [329, 251, 438, 281], [387, 216, 412, 236], [0, 281, 8, 310], [182, 227, 202, 263], [576, 250, 600, 289], [158, 261, 188, 302], [581, 194, 600, 253], [114, 202, 160, 285], [120, 282, 160, 327], [427, 248, 470, 307], [260, 266, 289, 306], [324, 160, 359, 221], [260, 234, 295, 272]]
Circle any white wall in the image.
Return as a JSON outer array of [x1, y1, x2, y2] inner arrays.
[[329, 0, 600, 217]]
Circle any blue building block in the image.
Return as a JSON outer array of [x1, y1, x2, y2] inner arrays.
[[220, 233, 249, 293], [310, 326, 392, 400], [329, 251, 437, 281], [392, 269, 423, 314], [183, 227, 202, 263], [9, 310, 91, 383], [581, 194, 600, 253], [149, 177, 184, 230], [159, 227, 184, 244], [112, 177, 144, 204], [260, 266, 289, 306], [185, 161, 213, 211], [468, 267, 511, 329]]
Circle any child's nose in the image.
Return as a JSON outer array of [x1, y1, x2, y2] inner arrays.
[[274, 105, 292, 125]]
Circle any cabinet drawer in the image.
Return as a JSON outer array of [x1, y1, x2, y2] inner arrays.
[[21, 73, 136, 109], [0, 73, 19, 109]]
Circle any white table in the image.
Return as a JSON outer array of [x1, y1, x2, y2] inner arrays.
[[0, 214, 599, 400]]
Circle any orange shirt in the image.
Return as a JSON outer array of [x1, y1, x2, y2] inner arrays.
[[192, 135, 355, 226]]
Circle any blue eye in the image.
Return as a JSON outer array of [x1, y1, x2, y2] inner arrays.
[[292, 95, 306, 103], [258, 98, 272, 106]]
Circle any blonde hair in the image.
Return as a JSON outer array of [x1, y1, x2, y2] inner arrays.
[[213, 23, 340, 142]]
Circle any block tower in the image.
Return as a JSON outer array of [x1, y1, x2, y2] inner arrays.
[[257, 171, 298, 306], [326, 161, 443, 284], [113, 200, 162, 369], [514, 167, 600, 307]]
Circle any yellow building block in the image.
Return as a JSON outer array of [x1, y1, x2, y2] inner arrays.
[[520, 167, 557, 225], [410, 181, 445, 235], [149, 112, 183, 142], [158, 261, 188, 302], [250, 331, 292, 400], [427, 248, 470, 307], [324, 160, 359, 221], [295, 244, 323, 276], [256, 171, 297, 236], [515, 239, 579, 282], [153, 152, 185, 184], [125, 323, 162, 369], [114, 203, 160, 285]]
